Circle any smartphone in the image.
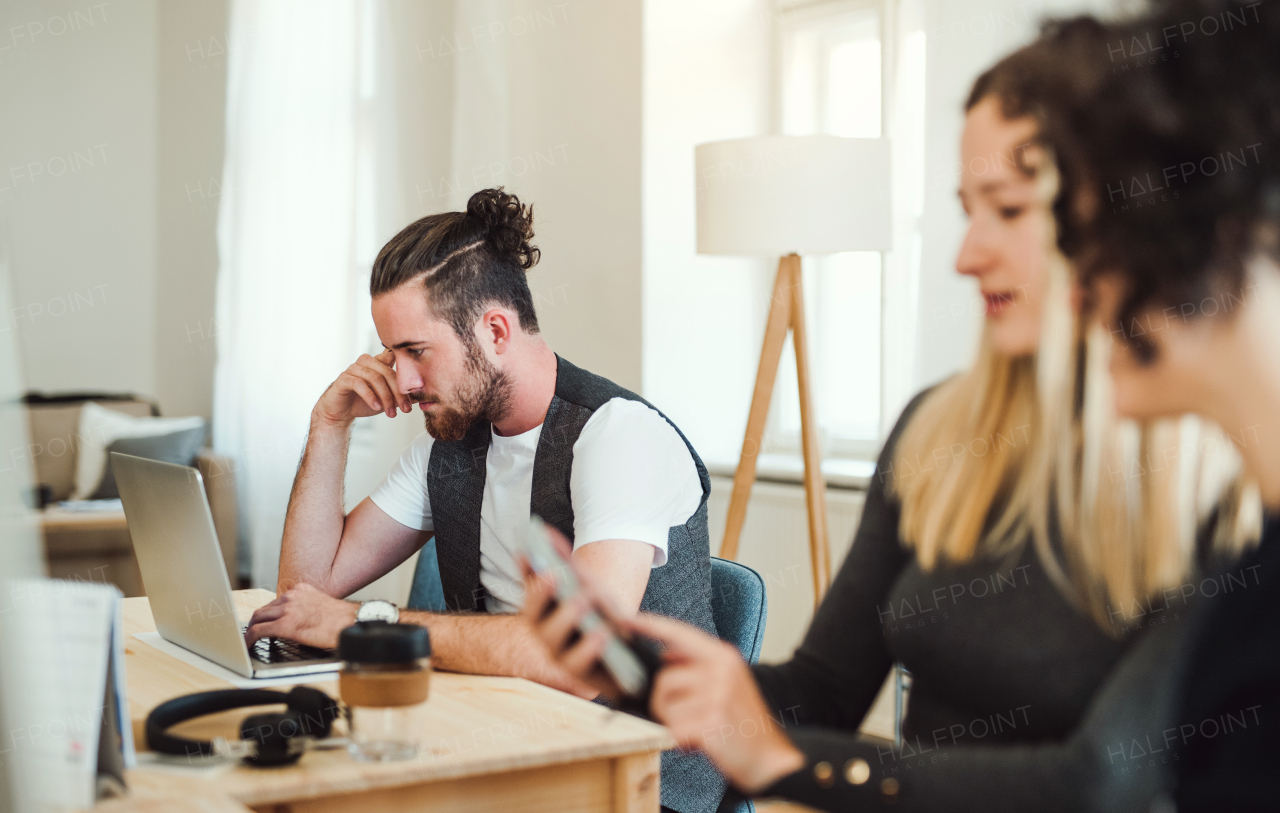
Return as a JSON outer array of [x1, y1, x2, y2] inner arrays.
[[523, 516, 664, 701]]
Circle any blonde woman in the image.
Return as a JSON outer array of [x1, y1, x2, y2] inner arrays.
[[523, 19, 1258, 812]]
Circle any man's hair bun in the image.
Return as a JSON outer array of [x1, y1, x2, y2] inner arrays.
[[466, 188, 540, 270], [371, 187, 543, 338]]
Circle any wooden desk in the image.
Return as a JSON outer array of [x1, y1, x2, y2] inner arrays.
[[114, 590, 673, 813]]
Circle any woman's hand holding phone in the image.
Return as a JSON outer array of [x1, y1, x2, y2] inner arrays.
[[520, 564, 629, 701], [518, 532, 805, 795], [518, 523, 640, 702], [629, 614, 805, 794]]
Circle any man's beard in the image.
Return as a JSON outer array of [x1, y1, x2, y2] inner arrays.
[[420, 343, 513, 442]]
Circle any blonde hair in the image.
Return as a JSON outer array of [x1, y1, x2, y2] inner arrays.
[[892, 162, 1259, 631]]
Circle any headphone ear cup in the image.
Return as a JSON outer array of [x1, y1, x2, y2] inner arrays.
[[285, 685, 341, 739], [241, 710, 304, 767]]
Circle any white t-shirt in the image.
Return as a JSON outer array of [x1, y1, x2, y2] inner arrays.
[[369, 398, 702, 613]]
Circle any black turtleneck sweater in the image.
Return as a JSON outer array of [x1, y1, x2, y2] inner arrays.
[[1174, 513, 1280, 812]]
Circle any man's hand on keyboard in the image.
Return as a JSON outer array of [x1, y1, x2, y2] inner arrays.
[[244, 583, 358, 650]]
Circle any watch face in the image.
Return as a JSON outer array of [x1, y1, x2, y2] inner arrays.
[[358, 600, 398, 623]]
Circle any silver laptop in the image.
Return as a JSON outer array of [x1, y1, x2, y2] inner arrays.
[[113, 452, 341, 679]]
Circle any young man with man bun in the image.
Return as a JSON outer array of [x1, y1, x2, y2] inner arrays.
[[244, 188, 726, 813]]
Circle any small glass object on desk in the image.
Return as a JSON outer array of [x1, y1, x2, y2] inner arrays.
[[338, 621, 431, 762]]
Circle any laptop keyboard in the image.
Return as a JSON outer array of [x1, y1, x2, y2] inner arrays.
[[242, 627, 336, 664]]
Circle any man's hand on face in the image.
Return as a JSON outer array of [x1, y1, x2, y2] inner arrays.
[[244, 583, 358, 650], [314, 349, 413, 427]]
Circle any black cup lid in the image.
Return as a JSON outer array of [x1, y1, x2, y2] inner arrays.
[[338, 621, 431, 663]]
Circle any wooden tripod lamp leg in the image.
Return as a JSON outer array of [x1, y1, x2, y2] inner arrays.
[[719, 257, 793, 561], [721, 254, 830, 609], [786, 256, 831, 606]]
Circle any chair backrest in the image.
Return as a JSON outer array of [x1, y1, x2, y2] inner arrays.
[[407, 537, 448, 612], [709, 557, 765, 813], [709, 557, 767, 665]]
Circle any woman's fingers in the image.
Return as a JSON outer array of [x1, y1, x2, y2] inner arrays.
[[535, 595, 592, 655], [559, 626, 611, 676], [520, 568, 555, 620], [653, 679, 721, 747], [660, 699, 717, 749], [631, 613, 720, 662], [650, 664, 703, 713]]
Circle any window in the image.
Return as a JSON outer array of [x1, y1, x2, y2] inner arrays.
[[767, 0, 925, 462], [770, 2, 883, 459]]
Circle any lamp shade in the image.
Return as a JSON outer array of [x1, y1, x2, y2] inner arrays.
[[695, 135, 892, 257]]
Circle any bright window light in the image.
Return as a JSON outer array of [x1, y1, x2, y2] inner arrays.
[[776, 5, 884, 454]]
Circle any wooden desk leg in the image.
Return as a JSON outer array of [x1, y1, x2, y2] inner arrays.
[[613, 751, 661, 812]]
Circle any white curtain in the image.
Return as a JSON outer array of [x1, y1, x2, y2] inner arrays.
[[214, 0, 398, 589]]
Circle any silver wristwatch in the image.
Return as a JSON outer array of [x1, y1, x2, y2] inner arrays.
[[356, 599, 400, 623]]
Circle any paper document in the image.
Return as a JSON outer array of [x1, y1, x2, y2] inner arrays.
[[0, 578, 135, 808]]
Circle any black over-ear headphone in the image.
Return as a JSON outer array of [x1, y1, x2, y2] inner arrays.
[[146, 686, 340, 766]]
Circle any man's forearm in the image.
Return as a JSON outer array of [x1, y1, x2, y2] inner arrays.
[[403, 610, 596, 699], [278, 416, 353, 592]]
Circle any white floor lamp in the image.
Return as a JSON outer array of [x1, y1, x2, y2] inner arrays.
[[696, 135, 892, 607]]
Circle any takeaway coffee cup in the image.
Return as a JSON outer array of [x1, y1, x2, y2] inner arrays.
[[338, 622, 431, 762]]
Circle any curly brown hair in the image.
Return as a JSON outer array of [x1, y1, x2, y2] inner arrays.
[[1046, 0, 1280, 324], [967, 16, 1112, 123]]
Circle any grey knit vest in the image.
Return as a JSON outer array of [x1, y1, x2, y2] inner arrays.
[[426, 355, 725, 813]]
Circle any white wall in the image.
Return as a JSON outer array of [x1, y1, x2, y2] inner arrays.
[[395, 0, 645, 392], [156, 1, 229, 421], [641, 0, 773, 468], [2, 0, 641, 419], [0, 0, 159, 402], [0, 0, 227, 422]]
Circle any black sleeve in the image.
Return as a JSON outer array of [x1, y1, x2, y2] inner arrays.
[[1174, 531, 1280, 813], [757, 607, 1188, 813], [750, 390, 928, 731]]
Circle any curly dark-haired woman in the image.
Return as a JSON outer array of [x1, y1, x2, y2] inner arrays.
[[1049, 1, 1280, 810]]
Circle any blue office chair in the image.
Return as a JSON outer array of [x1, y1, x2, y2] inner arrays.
[[709, 557, 767, 813], [407, 537, 448, 612], [709, 557, 768, 666]]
